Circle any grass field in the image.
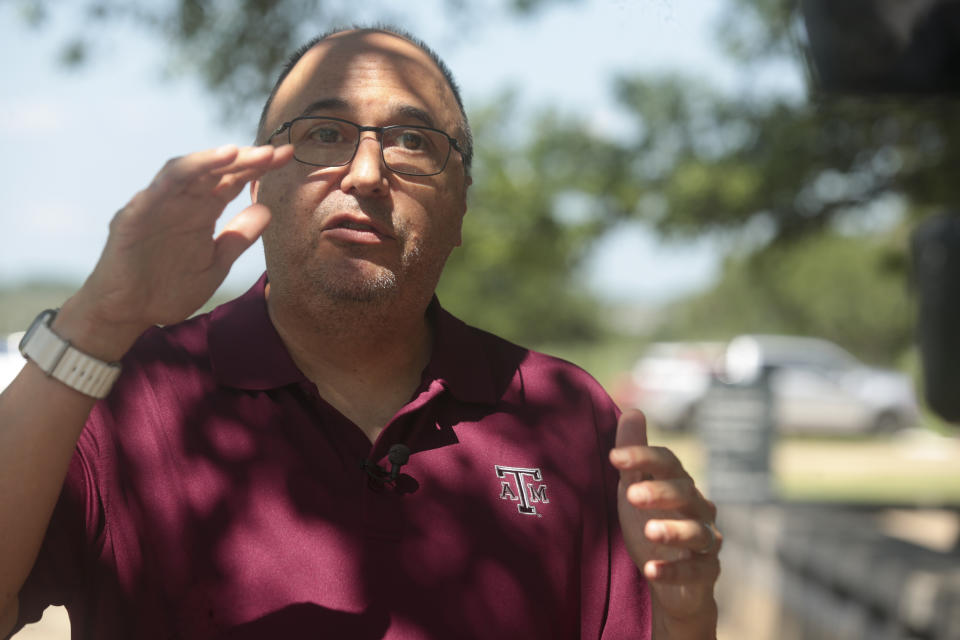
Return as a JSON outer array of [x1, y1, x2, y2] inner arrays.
[[651, 426, 960, 505], [538, 336, 960, 506]]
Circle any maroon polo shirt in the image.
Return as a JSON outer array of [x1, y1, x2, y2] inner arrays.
[[15, 276, 651, 639]]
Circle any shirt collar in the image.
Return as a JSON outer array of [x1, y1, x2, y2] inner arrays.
[[424, 298, 506, 406], [209, 273, 513, 405], [209, 274, 305, 390]]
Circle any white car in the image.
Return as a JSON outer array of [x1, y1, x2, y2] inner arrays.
[[724, 334, 919, 434], [624, 335, 919, 434], [0, 332, 26, 392], [620, 341, 726, 431]]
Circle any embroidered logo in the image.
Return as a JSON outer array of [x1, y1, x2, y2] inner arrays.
[[495, 465, 549, 516]]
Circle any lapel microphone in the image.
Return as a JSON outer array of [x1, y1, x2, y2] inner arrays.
[[361, 443, 411, 484]]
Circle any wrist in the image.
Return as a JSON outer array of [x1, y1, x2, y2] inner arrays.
[[54, 294, 146, 363], [652, 597, 718, 640]]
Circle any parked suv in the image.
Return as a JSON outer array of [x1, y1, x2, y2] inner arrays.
[[621, 335, 919, 434], [725, 334, 919, 434], [616, 341, 725, 432]]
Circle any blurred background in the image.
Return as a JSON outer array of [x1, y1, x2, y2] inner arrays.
[[2, 0, 959, 638]]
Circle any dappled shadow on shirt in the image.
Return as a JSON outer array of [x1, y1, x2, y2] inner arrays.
[[216, 602, 388, 640], [21, 292, 647, 638]]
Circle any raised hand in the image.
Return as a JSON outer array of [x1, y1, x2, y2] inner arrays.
[[609, 409, 721, 638], [56, 144, 294, 360]]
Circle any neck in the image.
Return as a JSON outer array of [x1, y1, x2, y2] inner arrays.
[[265, 282, 435, 442]]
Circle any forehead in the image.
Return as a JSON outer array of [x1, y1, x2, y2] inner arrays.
[[267, 32, 459, 131]]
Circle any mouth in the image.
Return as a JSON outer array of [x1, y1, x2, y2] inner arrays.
[[321, 213, 393, 244]]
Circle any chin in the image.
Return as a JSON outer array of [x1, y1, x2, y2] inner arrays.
[[313, 267, 400, 304]]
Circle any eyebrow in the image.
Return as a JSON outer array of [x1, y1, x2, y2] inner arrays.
[[393, 105, 436, 129], [298, 98, 349, 117], [297, 99, 437, 129]]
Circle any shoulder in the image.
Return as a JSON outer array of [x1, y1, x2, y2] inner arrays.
[[119, 312, 216, 385], [440, 308, 617, 416], [121, 276, 272, 380]]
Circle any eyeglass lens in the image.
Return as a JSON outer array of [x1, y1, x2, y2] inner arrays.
[[288, 118, 451, 175]]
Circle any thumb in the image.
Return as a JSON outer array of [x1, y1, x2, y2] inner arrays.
[[213, 203, 272, 272], [615, 408, 649, 449]]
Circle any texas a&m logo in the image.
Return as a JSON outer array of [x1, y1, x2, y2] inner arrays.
[[495, 465, 549, 516]]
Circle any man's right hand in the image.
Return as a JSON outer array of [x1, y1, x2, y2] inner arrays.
[[54, 144, 293, 362], [1, 144, 296, 638]]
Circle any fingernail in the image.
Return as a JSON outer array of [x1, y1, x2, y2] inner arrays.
[[646, 521, 665, 540], [644, 561, 660, 580], [610, 449, 629, 466], [629, 485, 652, 504], [216, 144, 237, 155]]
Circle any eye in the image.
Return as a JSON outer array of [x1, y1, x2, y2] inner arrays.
[[305, 125, 344, 144], [396, 130, 428, 151]]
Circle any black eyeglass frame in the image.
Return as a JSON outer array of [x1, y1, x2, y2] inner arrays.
[[268, 116, 464, 177]]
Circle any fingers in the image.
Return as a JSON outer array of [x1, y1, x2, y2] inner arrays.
[[142, 144, 292, 206], [610, 443, 688, 480], [644, 518, 722, 555], [207, 144, 294, 200], [625, 477, 709, 515], [213, 203, 273, 274], [611, 411, 654, 487], [614, 408, 648, 449], [642, 519, 722, 589], [643, 551, 721, 585], [147, 144, 241, 195]]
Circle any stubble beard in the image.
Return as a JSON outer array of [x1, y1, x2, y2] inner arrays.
[[264, 199, 453, 313], [307, 234, 425, 305]]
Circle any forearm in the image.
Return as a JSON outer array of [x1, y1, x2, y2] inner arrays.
[[0, 297, 141, 621], [0, 363, 97, 616]]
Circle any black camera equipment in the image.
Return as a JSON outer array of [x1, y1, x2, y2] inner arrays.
[[913, 214, 960, 422], [800, 0, 960, 423]]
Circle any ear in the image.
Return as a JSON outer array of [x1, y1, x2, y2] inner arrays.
[[460, 175, 472, 217]]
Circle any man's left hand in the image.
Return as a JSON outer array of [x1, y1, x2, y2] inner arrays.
[[609, 409, 721, 638]]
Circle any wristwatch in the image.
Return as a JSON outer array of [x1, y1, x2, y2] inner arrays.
[[18, 309, 122, 399]]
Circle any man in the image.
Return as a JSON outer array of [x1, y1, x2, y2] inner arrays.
[[0, 27, 721, 639]]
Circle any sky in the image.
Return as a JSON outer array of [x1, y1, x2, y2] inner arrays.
[[0, 0, 801, 304]]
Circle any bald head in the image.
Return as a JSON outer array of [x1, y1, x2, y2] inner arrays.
[[256, 26, 473, 174]]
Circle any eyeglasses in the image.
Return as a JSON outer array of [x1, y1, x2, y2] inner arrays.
[[268, 116, 464, 177]]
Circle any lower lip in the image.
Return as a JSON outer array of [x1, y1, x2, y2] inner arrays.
[[321, 227, 390, 244]]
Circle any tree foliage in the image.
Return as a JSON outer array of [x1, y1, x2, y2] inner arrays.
[[13, 0, 958, 356], [654, 229, 914, 365], [591, 71, 960, 246], [13, 0, 577, 119], [437, 96, 627, 344], [546, 0, 960, 359]]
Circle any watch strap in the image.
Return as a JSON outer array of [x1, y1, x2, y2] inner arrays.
[[21, 310, 122, 399]]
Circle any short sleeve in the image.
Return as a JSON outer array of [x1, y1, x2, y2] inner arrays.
[[593, 384, 653, 638], [12, 426, 105, 634]]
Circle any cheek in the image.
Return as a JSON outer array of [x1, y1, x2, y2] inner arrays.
[[258, 180, 309, 255], [436, 193, 467, 245], [257, 163, 328, 210], [258, 175, 321, 237], [400, 195, 462, 248]]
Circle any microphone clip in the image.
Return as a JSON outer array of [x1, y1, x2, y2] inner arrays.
[[361, 443, 411, 486]]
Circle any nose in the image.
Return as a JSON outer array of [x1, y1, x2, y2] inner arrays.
[[339, 134, 389, 196]]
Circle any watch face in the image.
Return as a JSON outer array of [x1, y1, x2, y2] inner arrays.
[[19, 309, 56, 355]]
